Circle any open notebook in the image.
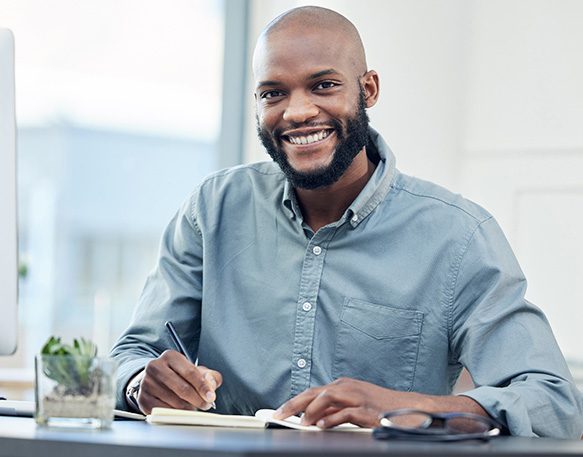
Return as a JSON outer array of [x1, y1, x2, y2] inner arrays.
[[147, 407, 372, 432]]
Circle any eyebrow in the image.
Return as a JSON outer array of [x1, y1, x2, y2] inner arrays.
[[308, 68, 340, 80], [256, 68, 341, 90], [256, 80, 281, 89]]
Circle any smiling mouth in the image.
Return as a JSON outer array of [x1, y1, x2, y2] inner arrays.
[[283, 129, 334, 145]]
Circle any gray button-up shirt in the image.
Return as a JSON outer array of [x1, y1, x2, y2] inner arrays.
[[111, 128, 583, 438]]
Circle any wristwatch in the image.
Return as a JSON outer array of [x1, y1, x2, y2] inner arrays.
[[125, 370, 145, 413]]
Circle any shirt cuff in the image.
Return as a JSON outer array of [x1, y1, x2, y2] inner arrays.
[[457, 386, 533, 436]]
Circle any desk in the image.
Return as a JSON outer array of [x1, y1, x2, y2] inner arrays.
[[1, 416, 582, 457]]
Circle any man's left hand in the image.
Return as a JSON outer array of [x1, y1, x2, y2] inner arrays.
[[273, 377, 488, 429], [272, 377, 418, 428]]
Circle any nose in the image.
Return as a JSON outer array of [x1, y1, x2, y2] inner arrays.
[[283, 91, 319, 124]]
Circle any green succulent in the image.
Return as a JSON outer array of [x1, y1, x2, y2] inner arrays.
[[40, 336, 98, 394]]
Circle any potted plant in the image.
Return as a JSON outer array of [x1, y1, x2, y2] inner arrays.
[[35, 336, 118, 428]]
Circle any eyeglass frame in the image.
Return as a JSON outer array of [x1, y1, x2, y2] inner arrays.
[[373, 408, 502, 442]]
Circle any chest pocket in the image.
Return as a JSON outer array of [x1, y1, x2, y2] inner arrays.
[[332, 298, 423, 392]]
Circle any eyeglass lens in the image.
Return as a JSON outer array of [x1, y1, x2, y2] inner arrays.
[[385, 411, 492, 434], [384, 412, 433, 429]]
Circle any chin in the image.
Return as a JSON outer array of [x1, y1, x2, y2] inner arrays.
[[287, 147, 335, 170], [289, 159, 333, 176]]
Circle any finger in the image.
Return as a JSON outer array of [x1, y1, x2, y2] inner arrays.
[[316, 406, 380, 429], [301, 405, 341, 425], [197, 366, 223, 390], [322, 405, 342, 416], [140, 370, 206, 411], [165, 353, 218, 405], [197, 365, 223, 384], [302, 387, 353, 425], [138, 390, 172, 415], [138, 387, 191, 415], [273, 387, 322, 420], [145, 352, 208, 408]]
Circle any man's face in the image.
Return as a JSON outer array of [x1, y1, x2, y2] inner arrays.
[[254, 27, 370, 190]]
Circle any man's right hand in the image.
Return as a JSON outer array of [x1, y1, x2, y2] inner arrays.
[[136, 350, 222, 414]]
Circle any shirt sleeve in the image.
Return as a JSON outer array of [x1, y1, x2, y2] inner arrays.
[[449, 217, 583, 438], [110, 191, 204, 409]]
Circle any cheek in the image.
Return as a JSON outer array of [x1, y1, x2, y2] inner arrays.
[[329, 101, 355, 120], [326, 91, 359, 113], [258, 108, 280, 132], [255, 105, 267, 122]]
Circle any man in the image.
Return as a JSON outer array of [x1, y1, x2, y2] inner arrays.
[[111, 6, 583, 438]]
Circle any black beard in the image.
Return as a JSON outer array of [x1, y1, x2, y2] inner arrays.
[[257, 87, 370, 190]]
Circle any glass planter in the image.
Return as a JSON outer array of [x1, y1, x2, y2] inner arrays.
[[35, 354, 117, 429]]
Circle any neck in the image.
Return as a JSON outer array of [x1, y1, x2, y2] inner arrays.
[[295, 148, 376, 233]]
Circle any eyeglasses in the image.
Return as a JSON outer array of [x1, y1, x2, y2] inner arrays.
[[373, 409, 501, 442]]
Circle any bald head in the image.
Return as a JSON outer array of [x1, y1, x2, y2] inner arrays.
[[253, 6, 367, 76]]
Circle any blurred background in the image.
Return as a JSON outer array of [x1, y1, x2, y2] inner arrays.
[[1, 0, 582, 398]]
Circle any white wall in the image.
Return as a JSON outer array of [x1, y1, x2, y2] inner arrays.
[[245, 0, 583, 367], [458, 0, 583, 365]]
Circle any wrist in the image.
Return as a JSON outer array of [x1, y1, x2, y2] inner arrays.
[[411, 392, 488, 417]]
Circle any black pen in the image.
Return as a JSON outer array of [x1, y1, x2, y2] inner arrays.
[[165, 321, 216, 409]]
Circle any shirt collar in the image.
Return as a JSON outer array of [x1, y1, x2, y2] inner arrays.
[[282, 126, 397, 227], [346, 127, 396, 228], [282, 181, 301, 220]]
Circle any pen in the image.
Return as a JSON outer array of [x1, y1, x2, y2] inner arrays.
[[165, 320, 216, 410]]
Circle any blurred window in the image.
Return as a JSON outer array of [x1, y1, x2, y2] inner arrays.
[[0, 0, 228, 387]]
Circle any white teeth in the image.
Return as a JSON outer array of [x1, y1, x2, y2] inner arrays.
[[287, 130, 330, 145]]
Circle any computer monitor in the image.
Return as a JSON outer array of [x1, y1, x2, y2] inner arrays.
[[0, 27, 18, 355]]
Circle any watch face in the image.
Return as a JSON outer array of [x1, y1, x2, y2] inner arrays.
[[126, 378, 140, 401], [126, 381, 141, 412], [126, 370, 145, 409], [128, 371, 145, 394], [129, 381, 140, 396]]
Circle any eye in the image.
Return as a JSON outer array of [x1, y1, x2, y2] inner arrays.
[[260, 89, 285, 100], [314, 81, 338, 90]]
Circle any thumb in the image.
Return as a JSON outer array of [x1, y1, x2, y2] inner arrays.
[[197, 366, 223, 390]]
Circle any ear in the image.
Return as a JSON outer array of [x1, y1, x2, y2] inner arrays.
[[360, 70, 380, 108]]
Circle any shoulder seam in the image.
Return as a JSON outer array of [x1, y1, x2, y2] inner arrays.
[[391, 184, 488, 223], [188, 187, 203, 238], [189, 163, 284, 236], [445, 215, 494, 357], [199, 163, 284, 186]]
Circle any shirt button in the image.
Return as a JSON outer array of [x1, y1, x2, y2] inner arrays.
[[297, 358, 307, 368], [302, 302, 312, 312], [312, 246, 322, 255], [351, 214, 359, 222]]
